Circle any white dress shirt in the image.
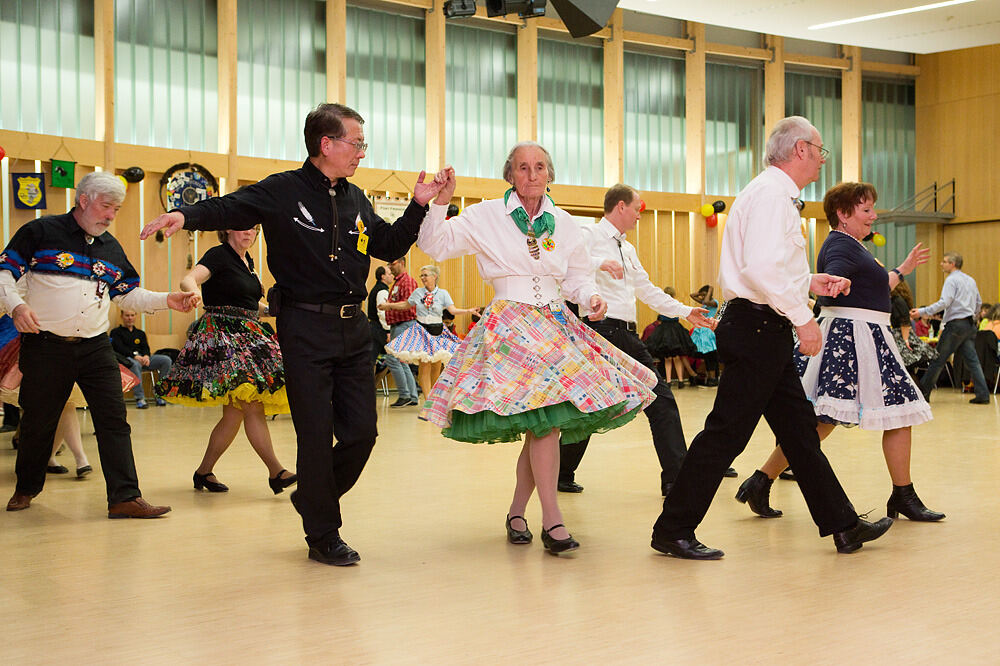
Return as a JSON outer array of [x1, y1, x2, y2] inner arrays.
[[718, 166, 814, 326], [419, 193, 598, 307], [0, 271, 168, 339], [577, 218, 693, 323]]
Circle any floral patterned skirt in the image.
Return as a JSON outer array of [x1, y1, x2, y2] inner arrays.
[[419, 300, 657, 444], [157, 305, 289, 415], [795, 306, 932, 430]]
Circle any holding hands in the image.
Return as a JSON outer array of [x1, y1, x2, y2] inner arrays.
[[413, 166, 456, 206], [587, 294, 608, 321], [810, 273, 851, 298], [686, 307, 717, 331]]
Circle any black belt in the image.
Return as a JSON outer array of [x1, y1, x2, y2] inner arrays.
[[727, 298, 790, 325], [34, 331, 92, 344], [285, 299, 362, 319], [599, 317, 637, 333]]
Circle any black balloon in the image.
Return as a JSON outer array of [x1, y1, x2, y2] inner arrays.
[[712, 200, 726, 213], [123, 166, 145, 183]]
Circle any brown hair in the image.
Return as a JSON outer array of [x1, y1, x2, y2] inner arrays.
[[891, 279, 914, 310], [823, 182, 878, 229], [304, 103, 365, 157], [603, 184, 638, 214]]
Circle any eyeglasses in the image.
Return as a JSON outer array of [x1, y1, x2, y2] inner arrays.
[[802, 140, 829, 159], [327, 136, 368, 153]]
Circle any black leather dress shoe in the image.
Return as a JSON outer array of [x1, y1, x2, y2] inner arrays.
[[970, 397, 990, 404], [651, 535, 724, 560], [779, 468, 796, 481], [557, 480, 584, 493], [832, 516, 893, 553], [309, 537, 361, 566], [723, 467, 738, 478]]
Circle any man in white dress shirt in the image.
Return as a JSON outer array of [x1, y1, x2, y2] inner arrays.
[[2, 172, 198, 517], [650, 116, 893, 559], [558, 184, 715, 496]]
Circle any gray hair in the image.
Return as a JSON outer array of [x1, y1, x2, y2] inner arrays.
[[75, 171, 126, 206], [502, 142, 555, 184], [419, 264, 440, 278], [944, 251, 963, 269], [764, 116, 817, 167]]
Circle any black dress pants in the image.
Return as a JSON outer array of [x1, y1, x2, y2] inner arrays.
[[277, 307, 377, 547], [652, 302, 857, 540], [559, 320, 687, 489], [16, 333, 141, 504]]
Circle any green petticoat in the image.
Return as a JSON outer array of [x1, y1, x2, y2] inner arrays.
[[440, 400, 645, 444]]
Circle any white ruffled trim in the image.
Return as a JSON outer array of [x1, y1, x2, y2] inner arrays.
[[800, 312, 933, 431]]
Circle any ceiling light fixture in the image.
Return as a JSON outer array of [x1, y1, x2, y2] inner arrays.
[[808, 0, 975, 30]]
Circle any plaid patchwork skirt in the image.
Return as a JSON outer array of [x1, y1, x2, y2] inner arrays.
[[386, 321, 461, 364], [419, 300, 657, 443]]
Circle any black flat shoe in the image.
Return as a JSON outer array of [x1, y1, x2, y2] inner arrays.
[[778, 468, 796, 481], [268, 469, 298, 494], [735, 470, 783, 518], [651, 535, 724, 560], [193, 471, 229, 493], [723, 467, 738, 478], [832, 516, 893, 553], [46, 464, 69, 474], [309, 537, 361, 566], [557, 480, 584, 493], [540, 524, 579, 555], [506, 514, 532, 544], [76, 465, 92, 478], [887, 484, 945, 522]]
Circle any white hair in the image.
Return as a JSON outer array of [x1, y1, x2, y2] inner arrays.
[[75, 171, 126, 206], [502, 141, 555, 184], [764, 116, 817, 167]]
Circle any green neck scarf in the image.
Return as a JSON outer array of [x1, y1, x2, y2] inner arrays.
[[505, 188, 555, 238]]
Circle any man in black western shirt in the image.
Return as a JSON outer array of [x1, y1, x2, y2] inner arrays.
[[2, 171, 199, 517], [142, 103, 450, 566]]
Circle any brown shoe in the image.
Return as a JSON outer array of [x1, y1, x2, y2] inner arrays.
[[107, 497, 171, 519], [6, 492, 34, 511]]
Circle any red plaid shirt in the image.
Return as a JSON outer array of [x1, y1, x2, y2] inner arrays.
[[385, 271, 417, 325]]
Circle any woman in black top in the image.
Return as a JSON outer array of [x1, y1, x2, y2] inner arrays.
[[158, 227, 296, 495], [736, 182, 944, 523]]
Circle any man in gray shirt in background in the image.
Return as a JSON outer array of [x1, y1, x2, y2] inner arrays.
[[911, 251, 991, 404]]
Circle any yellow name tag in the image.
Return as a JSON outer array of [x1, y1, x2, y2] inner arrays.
[[357, 232, 369, 255]]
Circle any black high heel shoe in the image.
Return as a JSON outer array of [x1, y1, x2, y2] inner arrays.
[[268, 469, 297, 495], [886, 483, 945, 521], [506, 514, 532, 544], [540, 524, 579, 555], [193, 471, 229, 493]]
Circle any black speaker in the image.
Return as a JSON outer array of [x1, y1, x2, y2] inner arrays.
[[548, 0, 618, 38]]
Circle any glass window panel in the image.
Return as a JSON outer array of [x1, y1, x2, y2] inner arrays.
[[538, 38, 603, 188], [445, 24, 516, 180], [1, 0, 95, 139], [237, 0, 325, 160], [785, 71, 842, 201], [346, 7, 426, 172], [624, 50, 685, 193], [115, 0, 218, 151], [706, 62, 763, 196]]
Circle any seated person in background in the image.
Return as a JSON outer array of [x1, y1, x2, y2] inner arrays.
[[110, 310, 172, 408], [890, 279, 937, 375], [978, 303, 993, 330]]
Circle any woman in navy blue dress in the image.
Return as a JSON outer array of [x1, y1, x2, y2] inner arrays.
[[736, 182, 944, 522]]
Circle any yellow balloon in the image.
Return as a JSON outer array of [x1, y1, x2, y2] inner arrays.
[[872, 233, 886, 247], [118, 175, 128, 188], [700, 203, 714, 217]]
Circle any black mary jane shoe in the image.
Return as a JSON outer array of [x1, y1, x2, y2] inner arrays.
[[506, 514, 533, 544], [540, 524, 579, 555], [269, 469, 298, 495], [193, 471, 229, 493]]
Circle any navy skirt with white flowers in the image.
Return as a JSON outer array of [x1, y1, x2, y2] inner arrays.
[[794, 306, 932, 431]]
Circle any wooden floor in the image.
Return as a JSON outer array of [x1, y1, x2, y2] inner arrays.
[[2, 386, 997, 664]]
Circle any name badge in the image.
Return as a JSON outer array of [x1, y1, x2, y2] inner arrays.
[[357, 232, 369, 255]]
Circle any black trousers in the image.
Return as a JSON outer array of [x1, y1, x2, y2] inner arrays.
[[652, 301, 857, 540], [277, 307, 377, 547], [15, 333, 141, 504], [559, 319, 687, 489]]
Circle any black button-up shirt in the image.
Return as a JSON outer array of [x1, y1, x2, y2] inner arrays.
[[178, 160, 426, 305]]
